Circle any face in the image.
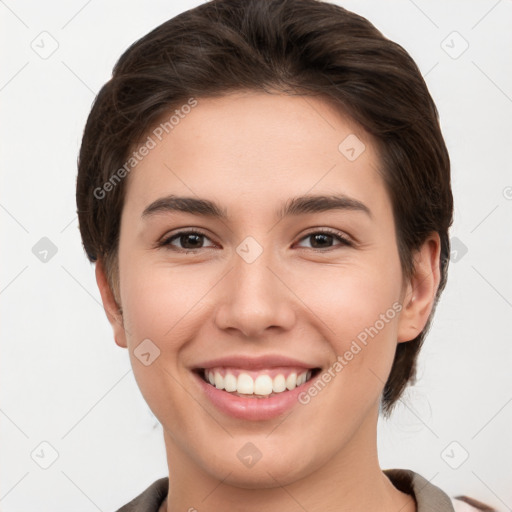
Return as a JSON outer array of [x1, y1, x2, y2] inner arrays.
[[98, 91, 438, 488]]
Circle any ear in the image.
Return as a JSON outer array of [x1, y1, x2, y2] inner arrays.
[[397, 232, 442, 343], [95, 259, 128, 348]]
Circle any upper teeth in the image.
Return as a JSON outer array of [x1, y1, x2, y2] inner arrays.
[[205, 369, 312, 396]]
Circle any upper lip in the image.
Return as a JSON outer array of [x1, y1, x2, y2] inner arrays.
[[192, 354, 320, 371]]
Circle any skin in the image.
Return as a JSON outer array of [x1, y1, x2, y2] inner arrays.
[[96, 91, 440, 512]]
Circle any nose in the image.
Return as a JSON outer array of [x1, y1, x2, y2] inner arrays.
[[214, 243, 296, 339]]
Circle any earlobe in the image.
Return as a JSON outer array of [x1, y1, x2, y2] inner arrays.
[[397, 233, 441, 343], [95, 260, 128, 348]]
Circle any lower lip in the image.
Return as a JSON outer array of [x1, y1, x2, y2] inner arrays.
[[193, 371, 316, 421]]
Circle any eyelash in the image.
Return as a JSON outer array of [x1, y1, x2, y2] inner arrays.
[[158, 228, 353, 253]]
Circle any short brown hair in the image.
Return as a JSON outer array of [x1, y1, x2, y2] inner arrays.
[[76, 0, 453, 416]]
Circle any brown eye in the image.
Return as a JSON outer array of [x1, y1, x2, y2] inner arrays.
[[160, 230, 216, 251], [296, 230, 352, 250]]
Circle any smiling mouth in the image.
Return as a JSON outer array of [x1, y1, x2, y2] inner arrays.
[[195, 367, 322, 398]]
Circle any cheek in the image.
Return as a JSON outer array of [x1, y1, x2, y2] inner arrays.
[[118, 259, 199, 424], [297, 257, 403, 390], [301, 259, 402, 333], [120, 247, 403, 346], [119, 256, 220, 345]]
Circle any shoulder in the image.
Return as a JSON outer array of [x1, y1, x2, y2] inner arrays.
[[113, 472, 492, 512], [384, 469, 494, 512], [384, 468, 454, 512], [114, 477, 168, 512]]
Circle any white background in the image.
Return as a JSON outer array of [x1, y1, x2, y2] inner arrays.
[[1, 0, 511, 510]]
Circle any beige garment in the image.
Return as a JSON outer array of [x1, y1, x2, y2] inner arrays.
[[115, 468, 458, 511]]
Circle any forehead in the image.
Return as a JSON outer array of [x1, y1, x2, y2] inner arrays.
[[122, 91, 388, 220]]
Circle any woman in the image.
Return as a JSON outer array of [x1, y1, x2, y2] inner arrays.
[[76, 1, 488, 510]]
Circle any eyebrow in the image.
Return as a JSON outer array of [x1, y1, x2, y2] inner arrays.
[[141, 193, 372, 221]]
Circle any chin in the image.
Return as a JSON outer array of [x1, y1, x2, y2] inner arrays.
[[197, 441, 322, 489], [211, 462, 304, 489]]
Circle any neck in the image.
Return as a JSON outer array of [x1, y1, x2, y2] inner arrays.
[[160, 408, 415, 512]]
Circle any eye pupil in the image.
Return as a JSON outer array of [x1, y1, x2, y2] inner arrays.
[[163, 229, 348, 253], [311, 233, 332, 248], [181, 233, 203, 249]]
